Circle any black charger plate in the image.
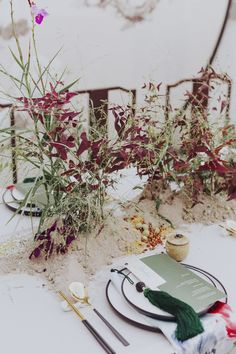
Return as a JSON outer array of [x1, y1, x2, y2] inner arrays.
[[11, 188, 37, 208], [106, 264, 227, 332], [2, 188, 42, 217]]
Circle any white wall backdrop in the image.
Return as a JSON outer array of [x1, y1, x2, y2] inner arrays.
[[1, 0, 235, 183], [0, 1, 229, 95]]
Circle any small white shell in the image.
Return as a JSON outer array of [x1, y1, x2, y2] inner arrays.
[[69, 282, 85, 300], [60, 300, 71, 312], [60, 300, 84, 312]]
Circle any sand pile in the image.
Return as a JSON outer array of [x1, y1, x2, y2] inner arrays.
[[1, 186, 236, 288], [142, 184, 236, 226], [0, 201, 164, 290]]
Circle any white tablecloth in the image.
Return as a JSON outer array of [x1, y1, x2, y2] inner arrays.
[[0, 186, 236, 353]]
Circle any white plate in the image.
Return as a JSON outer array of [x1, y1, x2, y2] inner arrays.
[[2, 189, 42, 217], [121, 267, 223, 320], [11, 188, 39, 208], [106, 279, 162, 331], [106, 266, 227, 330], [122, 272, 174, 319], [11, 187, 26, 202]]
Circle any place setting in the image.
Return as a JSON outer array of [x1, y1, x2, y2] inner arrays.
[[2, 183, 43, 217], [104, 252, 236, 354], [57, 247, 236, 354]]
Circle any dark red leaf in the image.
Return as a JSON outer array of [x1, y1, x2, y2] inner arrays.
[[58, 112, 79, 121], [228, 191, 236, 201], [66, 235, 75, 246], [198, 67, 205, 74], [33, 247, 41, 258], [66, 182, 76, 192], [50, 142, 68, 160], [198, 160, 230, 173], [77, 132, 91, 157], [173, 160, 189, 171]]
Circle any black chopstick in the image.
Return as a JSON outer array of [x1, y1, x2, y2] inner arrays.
[[93, 308, 129, 346], [59, 291, 116, 354], [82, 319, 116, 354]]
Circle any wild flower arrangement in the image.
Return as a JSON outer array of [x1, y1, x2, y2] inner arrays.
[[1, 1, 236, 261], [0, 1, 163, 259], [137, 70, 236, 204], [24, 100, 161, 259]]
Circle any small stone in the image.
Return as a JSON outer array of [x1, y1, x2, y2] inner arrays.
[[69, 282, 85, 299], [142, 224, 149, 230], [143, 229, 149, 237], [141, 235, 148, 242], [135, 223, 143, 229], [61, 300, 71, 312]]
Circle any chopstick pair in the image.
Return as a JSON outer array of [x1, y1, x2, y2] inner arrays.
[[59, 291, 128, 354], [92, 307, 129, 346], [71, 286, 129, 347]]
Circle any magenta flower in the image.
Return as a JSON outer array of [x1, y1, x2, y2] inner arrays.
[[31, 4, 48, 25]]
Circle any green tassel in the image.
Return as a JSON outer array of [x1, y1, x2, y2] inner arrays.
[[144, 288, 204, 341]]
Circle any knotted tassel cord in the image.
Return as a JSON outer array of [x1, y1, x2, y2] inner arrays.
[[143, 288, 204, 341], [111, 269, 204, 341]]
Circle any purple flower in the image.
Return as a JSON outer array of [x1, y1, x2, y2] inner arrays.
[[31, 4, 48, 25]]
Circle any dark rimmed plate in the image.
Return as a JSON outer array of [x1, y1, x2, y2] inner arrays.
[[106, 280, 162, 332], [121, 264, 226, 321], [11, 188, 37, 208], [2, 188, 42, 217], [106, 265, 227, 331]]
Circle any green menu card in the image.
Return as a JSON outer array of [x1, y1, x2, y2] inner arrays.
[[140, 253, 226, 313]]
